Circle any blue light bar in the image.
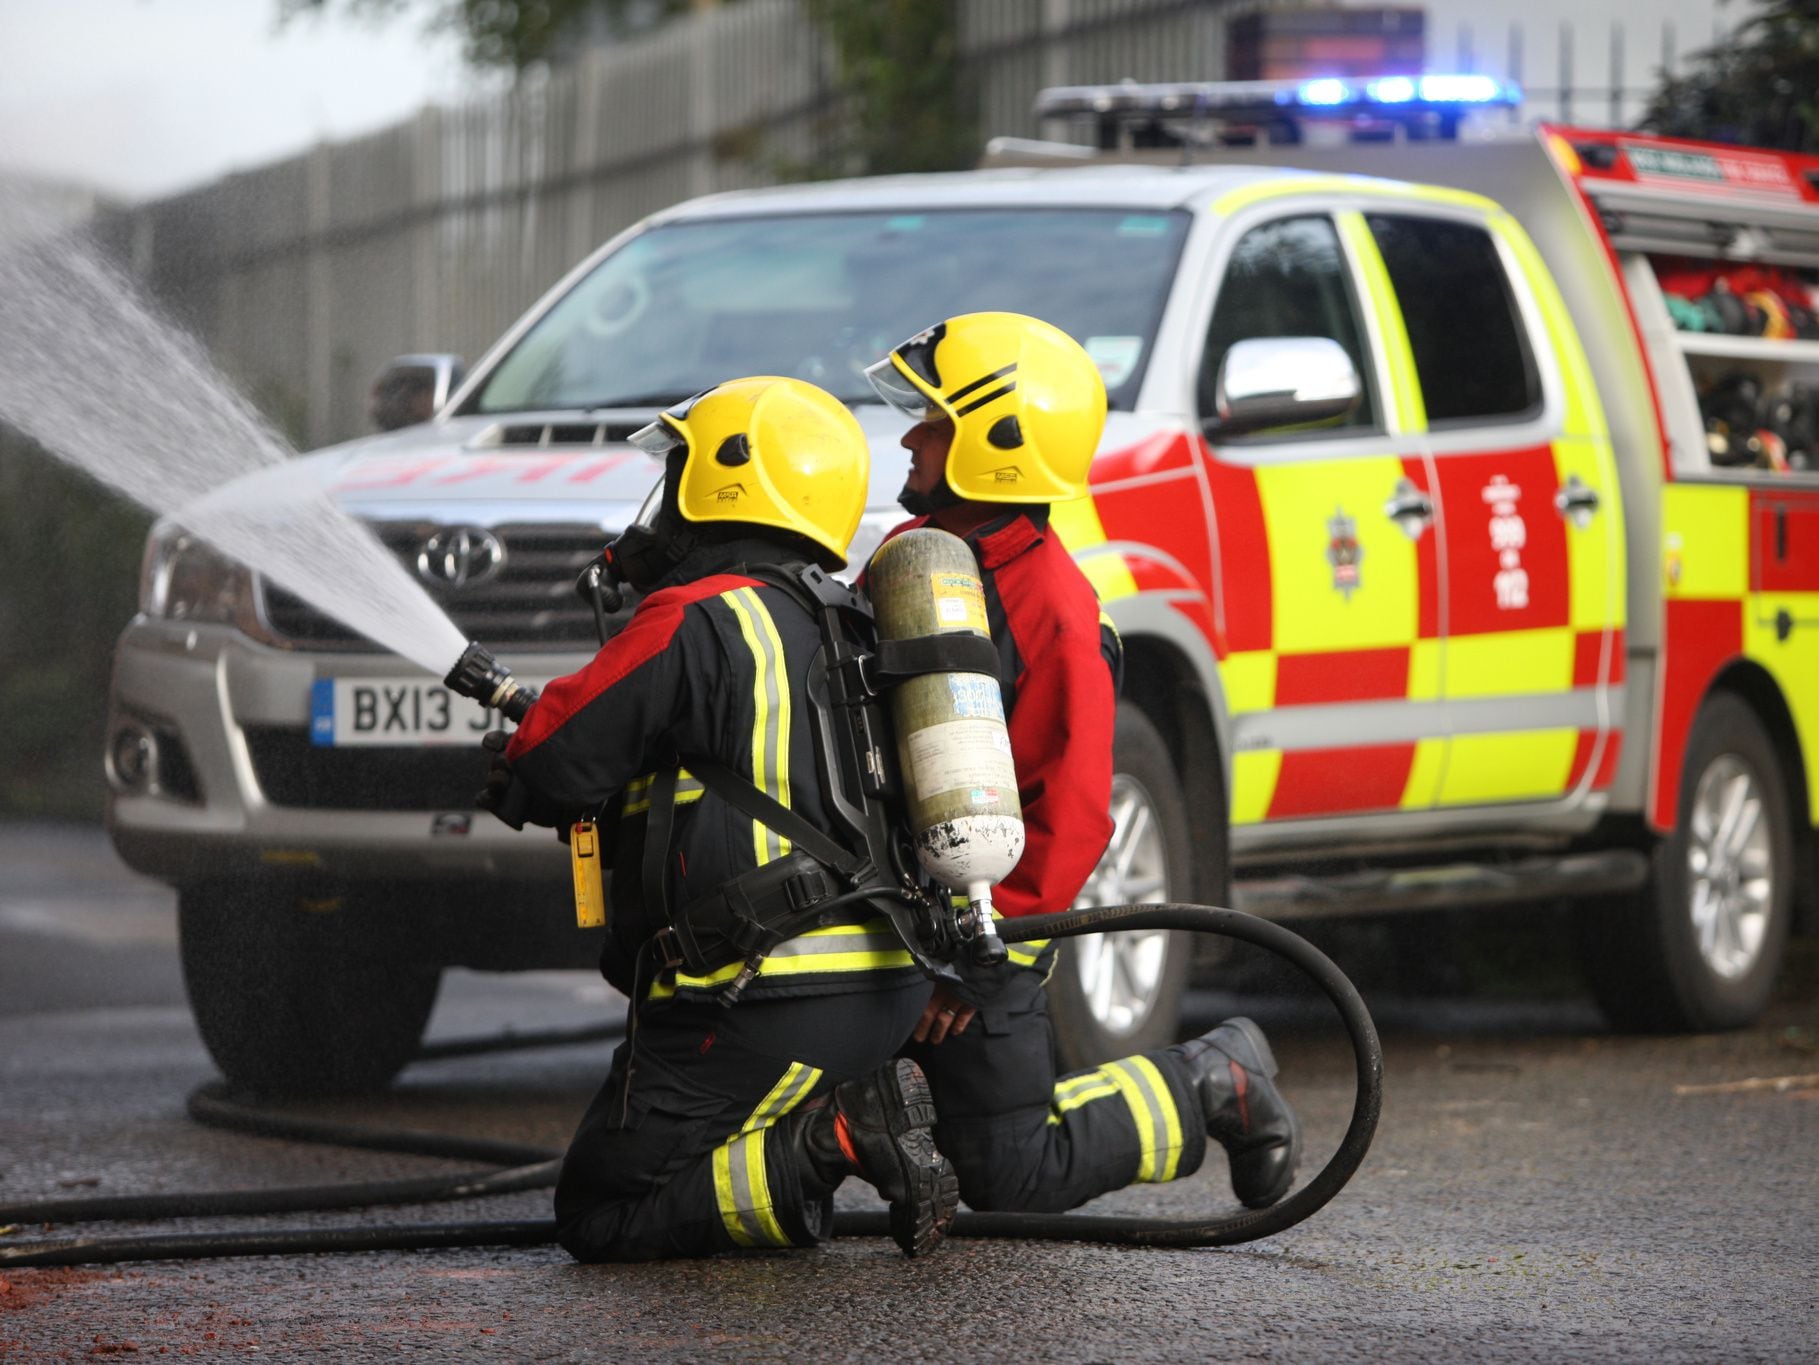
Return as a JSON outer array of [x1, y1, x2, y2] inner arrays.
[[1296, 72, 1517, 112], [1032, 74, 1524, 143], [1299, 78, 1353, 107], [1418, 74, 1506, 104]]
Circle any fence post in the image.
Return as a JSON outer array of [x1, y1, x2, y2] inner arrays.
[[1508, 22, 1524, 127], [1559, 21, 1575, 125], [1042, 0, 1070, 95], [305, 141, 333, 449], [1609, 22, 1624, 130]]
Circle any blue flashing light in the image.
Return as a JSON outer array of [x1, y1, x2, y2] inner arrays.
[[1369, 76, 1416, 104], [1299, 78, 1352, 107], [1418, 74, 1503, 104]]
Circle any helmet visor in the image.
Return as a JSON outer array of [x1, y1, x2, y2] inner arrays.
[[628, 417, 686, 460], [864, 356, 943, 422], [630, 472, 667, 531]]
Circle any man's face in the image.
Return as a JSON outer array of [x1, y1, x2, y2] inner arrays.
[[900, 417, 954, 500]]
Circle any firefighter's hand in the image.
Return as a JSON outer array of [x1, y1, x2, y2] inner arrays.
[[913, 984, 977, 1045], [477, 730, 525, 827]]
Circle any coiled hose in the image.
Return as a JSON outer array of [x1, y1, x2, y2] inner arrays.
[[0, 903, 1380, 1267]]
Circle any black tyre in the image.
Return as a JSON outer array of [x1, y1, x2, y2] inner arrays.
[[1579, 694, 1793, 1031], [179, 883, 441, 1096], [1048, 701, 1197, 1070]]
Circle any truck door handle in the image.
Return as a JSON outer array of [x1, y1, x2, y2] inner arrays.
[[1384, 479, 1433, 540], [1555, 476, 1600, 529]]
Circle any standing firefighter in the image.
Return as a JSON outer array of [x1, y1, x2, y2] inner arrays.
[[482, 376, 957, 1262], [864, 312, 1305, 1213]]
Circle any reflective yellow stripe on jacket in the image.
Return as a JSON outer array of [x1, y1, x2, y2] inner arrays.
[[673, 918, 915, 992], [622, 769, 705, 816], [722, 586, 792, 865]]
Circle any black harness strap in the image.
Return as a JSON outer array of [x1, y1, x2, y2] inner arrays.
[[873, 633, 1000, 681], [682, 754, 865, 877], [640, 766, 682, 966]]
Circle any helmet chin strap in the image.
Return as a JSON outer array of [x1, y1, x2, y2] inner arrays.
[[611, 454, 699, 591]]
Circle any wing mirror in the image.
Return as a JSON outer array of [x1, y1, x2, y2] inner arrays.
[[368, 354, 465, 431], [1208, 336, 1362, 438]]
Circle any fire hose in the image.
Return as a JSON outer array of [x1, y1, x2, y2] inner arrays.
[[0, 903, 1381, 1268]]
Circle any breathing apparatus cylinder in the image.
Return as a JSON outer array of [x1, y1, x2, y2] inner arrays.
[[866, 528, 1024, 964]]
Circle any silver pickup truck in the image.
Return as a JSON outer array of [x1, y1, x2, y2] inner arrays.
[[108, 177, 1201, 1093]]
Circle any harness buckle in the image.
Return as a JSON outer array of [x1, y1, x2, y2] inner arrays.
[[649, 926, 686, 971], [786, 865, 836, 912]]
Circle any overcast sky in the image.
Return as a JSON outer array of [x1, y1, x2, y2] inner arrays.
[[0, 0, 479, 203]]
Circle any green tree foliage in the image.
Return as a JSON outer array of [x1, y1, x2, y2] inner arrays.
[[801, 0, 975, 176], [1638, 0, 1819, 150], [0, 428, 149, 819]]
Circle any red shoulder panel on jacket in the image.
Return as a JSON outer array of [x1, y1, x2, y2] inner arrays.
[[505, 573, 759, 757]]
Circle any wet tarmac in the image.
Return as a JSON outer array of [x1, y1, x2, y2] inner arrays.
[[1, 822, 1815, 1362]]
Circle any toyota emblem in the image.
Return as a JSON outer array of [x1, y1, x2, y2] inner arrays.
[[417, 526, 506, 588]]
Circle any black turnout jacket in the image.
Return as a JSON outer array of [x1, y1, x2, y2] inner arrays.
[[500, 540, 921, 1003]]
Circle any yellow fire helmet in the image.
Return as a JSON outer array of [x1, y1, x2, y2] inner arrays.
[[865, 311, 1108, 503], [627, 375, 870, 567]]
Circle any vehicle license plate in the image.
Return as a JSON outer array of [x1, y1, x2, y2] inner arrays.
[[309, 677, 530, 747]]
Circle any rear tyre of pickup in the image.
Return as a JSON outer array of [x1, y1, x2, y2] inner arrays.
[[1049, 702, 1195, 1070], [179, 884, 441, 1096], [1579, 694, 1793, 1032]]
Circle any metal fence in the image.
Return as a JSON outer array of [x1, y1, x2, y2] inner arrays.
[[101, 0, 1713, 450]]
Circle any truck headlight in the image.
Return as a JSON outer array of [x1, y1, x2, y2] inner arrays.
[[139, 523, 252, 625]]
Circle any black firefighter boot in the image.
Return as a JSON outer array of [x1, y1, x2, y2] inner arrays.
[[789, 1058, 959, 1257], [1169, 1016, 1303, 1209]]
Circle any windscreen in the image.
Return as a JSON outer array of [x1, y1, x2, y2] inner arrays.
[[469, 208, 1190, 414]]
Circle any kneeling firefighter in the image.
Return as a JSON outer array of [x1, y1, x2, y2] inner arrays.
[[479, 376, 959, 1263], [866, 312, 1305, 1214]]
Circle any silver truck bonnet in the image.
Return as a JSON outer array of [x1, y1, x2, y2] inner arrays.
[[294, 406, 921, 526]]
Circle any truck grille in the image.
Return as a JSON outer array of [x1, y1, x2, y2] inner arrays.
[[259, 521, 634, 650], [245, 728, 489, 810]]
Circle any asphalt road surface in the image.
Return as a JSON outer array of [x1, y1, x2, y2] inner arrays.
[[1, 822, 1815, 1362]]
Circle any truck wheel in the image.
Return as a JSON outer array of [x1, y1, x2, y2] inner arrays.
[[1580, 694, 1793, 1032], [179, 884, 441, 1096], [1049, 702, 1195, 1070]]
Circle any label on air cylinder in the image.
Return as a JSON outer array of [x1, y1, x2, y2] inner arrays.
[[906, 720, 1017, 804], [930, 572, 988, 633], [946, 674, 1005, 722]]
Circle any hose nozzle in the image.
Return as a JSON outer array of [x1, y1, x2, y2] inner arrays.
[[444, 642, 539, 724]]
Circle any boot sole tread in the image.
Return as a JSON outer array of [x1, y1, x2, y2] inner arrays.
[[881, 1061, 955, 1257]]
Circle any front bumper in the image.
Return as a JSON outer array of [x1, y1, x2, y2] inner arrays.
[[105, 617, 589, 888]]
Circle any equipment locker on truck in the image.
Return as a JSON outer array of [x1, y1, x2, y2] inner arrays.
[[106, 75, 1817, 1092]]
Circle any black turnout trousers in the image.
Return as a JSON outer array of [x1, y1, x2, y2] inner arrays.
[[555, 978, 931, 1263], [904, 959, 1209, 1214]]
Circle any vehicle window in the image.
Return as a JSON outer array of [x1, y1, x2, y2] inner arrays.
[[1198, 214, 1378, 436], [469, 209, 1190, 414], [1366, 214, 1540, 425]]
